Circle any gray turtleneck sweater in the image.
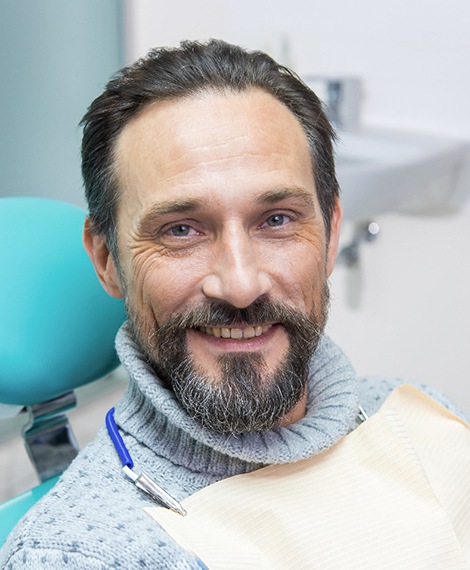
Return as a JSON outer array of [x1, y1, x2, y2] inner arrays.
[[0, 326, 460, 569]]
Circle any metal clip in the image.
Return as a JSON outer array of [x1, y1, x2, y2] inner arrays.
[[357, 405, 369, 425], [123, 466, 186, 516]]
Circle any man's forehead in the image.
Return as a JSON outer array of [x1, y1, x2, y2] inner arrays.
[[115, 88, 310, 161], [113, 88, 316, 222]]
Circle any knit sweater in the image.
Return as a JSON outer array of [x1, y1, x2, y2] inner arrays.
[[0, 326, 460, 569]]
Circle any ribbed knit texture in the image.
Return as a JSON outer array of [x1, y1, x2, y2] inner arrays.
[[0, 325, 461, 569], [114, 324, 360, 471]]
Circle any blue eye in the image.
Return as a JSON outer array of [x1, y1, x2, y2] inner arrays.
[[169, 224, 192, 236], [265, 214, 289, 227]]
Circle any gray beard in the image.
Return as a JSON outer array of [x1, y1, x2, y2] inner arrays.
[[127, 293, 329, 434], [166, 339, 309, 433]]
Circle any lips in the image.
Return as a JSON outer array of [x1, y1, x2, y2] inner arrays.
[[197, 324, 271, 339]]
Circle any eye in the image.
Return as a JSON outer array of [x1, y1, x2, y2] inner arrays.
[[167, 224, 195, 237], [264, 214, 291, 227]]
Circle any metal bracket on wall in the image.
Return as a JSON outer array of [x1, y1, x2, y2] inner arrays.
[[337, 221, 380, 308]]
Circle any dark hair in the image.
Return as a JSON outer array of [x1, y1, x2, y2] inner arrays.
[[81, 39, 339, 256]]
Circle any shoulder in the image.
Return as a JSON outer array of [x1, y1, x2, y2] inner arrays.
[[0, 430, 199, 570], [358, 376, 468, 421]]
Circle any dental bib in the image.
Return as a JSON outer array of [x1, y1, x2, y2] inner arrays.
[[146, 385, 470, 569]]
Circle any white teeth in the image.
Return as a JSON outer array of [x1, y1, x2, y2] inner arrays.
[[244, 327, 255, 339], [231, 328, 243, 339], [200, 324, 270, 339]]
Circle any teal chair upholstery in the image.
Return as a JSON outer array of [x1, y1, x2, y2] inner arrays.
[[0, 476, 60, 546], [0, 197, 126, 545]]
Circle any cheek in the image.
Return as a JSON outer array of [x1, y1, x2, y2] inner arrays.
[[126, 247, 206, 321], [264, 226, 327, 309], [295, 221, 328, 253], [289, 254, 325, 311]]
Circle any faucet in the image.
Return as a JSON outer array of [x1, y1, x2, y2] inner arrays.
[[304, 76, 363, 131]]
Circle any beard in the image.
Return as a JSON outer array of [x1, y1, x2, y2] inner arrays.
[[126, 288, 329, 434]]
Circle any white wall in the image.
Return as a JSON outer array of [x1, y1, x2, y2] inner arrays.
[[125, 0, 470, 136], [124, 0, 470, 414]]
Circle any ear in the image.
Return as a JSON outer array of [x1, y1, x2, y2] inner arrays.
[[325, 196, 342, 277], [83, 218, 124, 299]]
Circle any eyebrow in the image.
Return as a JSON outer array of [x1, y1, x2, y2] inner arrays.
[[255, 187, 317, 208], [137, 186, 317, 234], [137, 198, 205, 233]]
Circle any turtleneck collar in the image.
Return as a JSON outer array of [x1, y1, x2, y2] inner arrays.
[[114, 324, 359, 475]]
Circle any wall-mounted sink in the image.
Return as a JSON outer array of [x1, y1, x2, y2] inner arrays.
[[335, 128, 470, 220]]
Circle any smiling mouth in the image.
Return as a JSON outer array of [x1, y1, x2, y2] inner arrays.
[[197, 324, 272, 339]]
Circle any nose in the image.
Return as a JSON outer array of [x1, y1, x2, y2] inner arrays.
[[202, 227, 272, 308]]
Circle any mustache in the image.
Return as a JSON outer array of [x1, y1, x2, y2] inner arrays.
[[161, 297, 307, 327], [155, 296, 323, 348]]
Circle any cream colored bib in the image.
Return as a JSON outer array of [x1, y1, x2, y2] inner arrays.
[[146, 385, 470, 569]]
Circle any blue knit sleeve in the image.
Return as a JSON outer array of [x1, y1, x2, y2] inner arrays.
[[357, 376, 468, 422]]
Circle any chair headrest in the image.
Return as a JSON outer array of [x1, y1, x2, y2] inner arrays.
[[0, 197, 126, 405]]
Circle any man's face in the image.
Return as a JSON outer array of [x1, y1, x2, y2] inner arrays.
[[86, 88, 341, 433]]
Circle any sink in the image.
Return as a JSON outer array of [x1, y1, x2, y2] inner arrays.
[[335, 128, 470, 220]]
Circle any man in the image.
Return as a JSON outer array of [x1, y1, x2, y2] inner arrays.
[[0, 40, 465, 569]]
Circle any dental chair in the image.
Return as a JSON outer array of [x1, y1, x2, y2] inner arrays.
[[0, 197, 126, 545]]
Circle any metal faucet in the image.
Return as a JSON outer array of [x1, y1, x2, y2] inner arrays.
[[304, 76, 363, 131]]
